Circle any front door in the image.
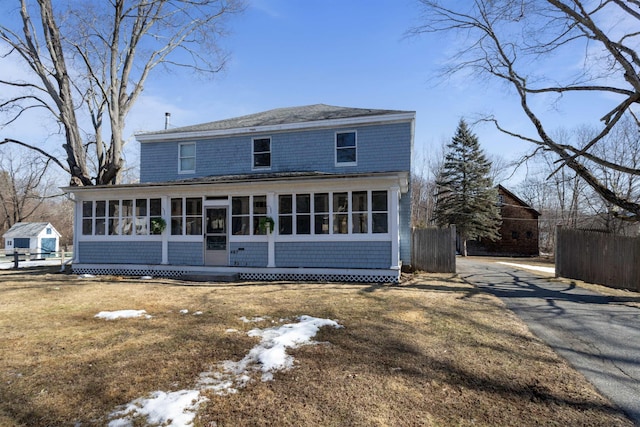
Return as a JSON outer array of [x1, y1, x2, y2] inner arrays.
[[41, 238, 56, 258], [205, 207, 228, 266]]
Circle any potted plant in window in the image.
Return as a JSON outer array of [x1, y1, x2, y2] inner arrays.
[[150, 217, 166, 235], [258, 216, 275, 234]]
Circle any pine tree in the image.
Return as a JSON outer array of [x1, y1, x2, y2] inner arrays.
[[433, 119, 501, 256]]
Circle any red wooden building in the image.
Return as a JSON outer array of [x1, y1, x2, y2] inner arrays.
[[468, 185, 540, 256]]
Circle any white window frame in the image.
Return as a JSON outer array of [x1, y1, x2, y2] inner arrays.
[[178, 142, 196, 174], [79, 198, 163, 240], [275, 190, 389, 238], [335, 130, 357, 166], [252, 137, 271, 170]]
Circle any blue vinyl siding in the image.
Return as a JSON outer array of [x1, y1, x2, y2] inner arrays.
[[275, 241, 391, 269], [230, 242, 268, 267], [140, 122, 412, 183], [168, 242, 203, 265], [78, 241, 162, 264]]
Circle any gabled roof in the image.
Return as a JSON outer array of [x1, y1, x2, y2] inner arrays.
[[137, 104, 415, 141], [3, 222, 60, 239], [497, 185, 541, 217]]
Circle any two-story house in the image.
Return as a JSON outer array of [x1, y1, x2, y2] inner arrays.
[[66, 104, 415, 282]]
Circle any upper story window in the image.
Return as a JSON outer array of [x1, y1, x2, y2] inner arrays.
[[336, 131, 356, 166], [253, 137, 271, 169], [179, 142, 196, 174]]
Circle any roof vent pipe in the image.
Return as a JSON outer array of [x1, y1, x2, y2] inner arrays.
[[164, 112, 171, 130]]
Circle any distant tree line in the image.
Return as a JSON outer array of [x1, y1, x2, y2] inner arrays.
[[0, 146, 73, 248]]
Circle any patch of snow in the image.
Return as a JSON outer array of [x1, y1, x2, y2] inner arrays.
[[0, 259, 62, 270], [225, 328, 238, 333], [79, 273, 96, 279], [193, 311, 203, 316], [107, 389, 205, 427], [140, 275, 153, 280], [180, 309, 189, 314], [107, 315, 342, 426], [95, 310, 150, 320], [497, 261, 555, 274]]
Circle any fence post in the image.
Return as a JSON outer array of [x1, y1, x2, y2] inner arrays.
[[13, 251, 19, 269], [555, 225, 562, 278]]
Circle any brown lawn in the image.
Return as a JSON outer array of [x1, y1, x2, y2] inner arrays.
[[0, 266, 632, 426]]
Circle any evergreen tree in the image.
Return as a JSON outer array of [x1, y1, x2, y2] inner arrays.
[[433, 119, 501, 256]]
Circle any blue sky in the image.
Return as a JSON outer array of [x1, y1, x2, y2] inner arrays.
[[1, 0, 618, 184], [127, 1, 528, 175]]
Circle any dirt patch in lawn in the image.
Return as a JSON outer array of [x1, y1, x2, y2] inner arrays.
[[0, 267, 632, 426]]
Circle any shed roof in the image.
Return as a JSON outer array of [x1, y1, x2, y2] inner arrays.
[[3, 222, 60, 239], [138, 104, 414, 138]]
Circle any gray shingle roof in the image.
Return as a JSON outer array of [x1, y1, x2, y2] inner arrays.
[[141, 104, 413, 136], [3, 222, 57, 238]]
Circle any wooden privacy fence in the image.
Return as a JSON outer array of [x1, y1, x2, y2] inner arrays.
[[411, 226, 456, 273], [556, 227, 640, 292]]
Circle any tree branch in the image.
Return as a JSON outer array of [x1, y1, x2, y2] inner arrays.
[[1, 138, 70, 174]]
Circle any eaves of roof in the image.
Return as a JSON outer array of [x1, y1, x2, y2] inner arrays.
[[136, 104, 415, 142], [62, 170, 410, 194]]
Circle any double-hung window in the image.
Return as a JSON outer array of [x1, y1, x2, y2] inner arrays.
[[179, 142, 196, 173], [253, 137, 271, 169], [336, 131, 356, 165]]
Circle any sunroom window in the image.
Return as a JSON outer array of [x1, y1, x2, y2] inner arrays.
[[171, 197, 203, 235], [232, 195, 267, 235], [81, 198, 161, 236], [277, 190, 389, 236]]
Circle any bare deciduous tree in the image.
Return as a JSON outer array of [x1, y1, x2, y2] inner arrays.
[[0, 147, 58, 232], [412, 0, 640, 219], [0, 0, 243, 185]]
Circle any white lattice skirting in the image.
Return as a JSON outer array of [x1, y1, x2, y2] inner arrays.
[[72, 264, 399, 284]]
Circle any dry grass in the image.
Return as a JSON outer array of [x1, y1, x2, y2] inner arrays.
[[0, 267, 632, 426]]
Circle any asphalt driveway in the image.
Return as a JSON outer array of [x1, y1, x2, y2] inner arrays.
[[457, 257, 640, 425]]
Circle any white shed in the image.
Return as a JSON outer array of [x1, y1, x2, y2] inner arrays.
[[3, 222, 61, 257]]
